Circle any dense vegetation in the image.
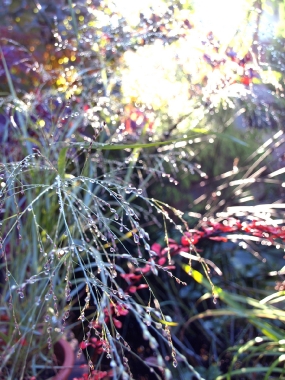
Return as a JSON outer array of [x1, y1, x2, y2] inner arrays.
[[1, 1, 285, 379]]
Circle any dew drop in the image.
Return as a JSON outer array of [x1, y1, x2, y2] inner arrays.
[[45, 294, 50, 301], [144, 243, 150, 251], [77, 348, 82, 358], [128, 207, 135, 216], [133, 233, 139, 244], [144, 232, 150, 240], [47, 337, 52, 350], [123, 356, 129, 365]]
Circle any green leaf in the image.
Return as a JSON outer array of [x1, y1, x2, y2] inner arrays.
[[181, 265, 285, 341], [0, 330, 10, 345], [0, 47, 17, 99], [58, 147, 68, 178], [216, 366, 285, 380], [21, 137, 43, 148]]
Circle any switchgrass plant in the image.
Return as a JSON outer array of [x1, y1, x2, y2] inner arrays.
[[0, 100, 211, 379], [0, 21, 210, 376], [1, 64, 284, 380]]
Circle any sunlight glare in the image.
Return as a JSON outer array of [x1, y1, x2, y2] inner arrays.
[[113, 0, 168, 25], [192, 0, 248, 43]]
